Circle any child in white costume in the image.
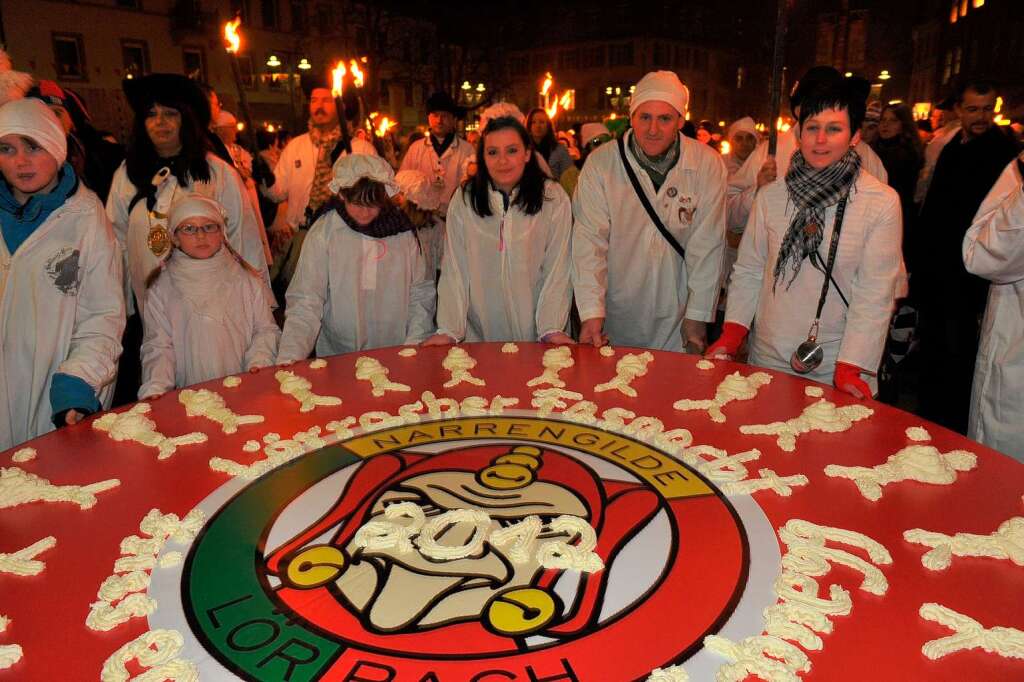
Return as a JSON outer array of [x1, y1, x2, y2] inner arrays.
[[138, 194, 279, 399], [424, 110, 573, 345], [395, 169, 444, 275], [0, 99, 125, 449], [276, 154, 435, 362]]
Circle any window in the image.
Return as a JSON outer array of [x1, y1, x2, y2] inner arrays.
[[608, 43, 634, 67], [182, 47, 206, 81], [581, 46, 605, 69], [237, 54, 256, 89], [121, 39, 150, 80], [942, 50, 952, 83], [959, 0, 968, 17], [260, 0, 277, 29], [52, 33, 86, 80], [953, 46, 962, 76], [559, 49, 579, 71], [290, 2, 305, 33]]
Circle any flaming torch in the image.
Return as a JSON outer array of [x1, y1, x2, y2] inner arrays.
[[222, 16, 257, 150], [330, 60, 353, 153]]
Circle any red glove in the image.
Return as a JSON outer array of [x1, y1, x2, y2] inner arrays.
[[705, 322, 748, 359], [834, 361, 871, 399]]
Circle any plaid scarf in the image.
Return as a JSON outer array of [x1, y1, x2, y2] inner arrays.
[[307, 123, 341, 213], [774, 149, 861, 290]]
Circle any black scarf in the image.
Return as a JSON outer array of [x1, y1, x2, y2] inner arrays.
[[774, 149, 861, 290], [333, 199, 418, 241], [430, 133, 455, 159]]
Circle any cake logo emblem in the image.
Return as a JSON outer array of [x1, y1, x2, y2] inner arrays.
[[184, 417, 749, 680]]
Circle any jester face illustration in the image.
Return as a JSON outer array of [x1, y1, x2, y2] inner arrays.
[[264, 443, 660, 648]]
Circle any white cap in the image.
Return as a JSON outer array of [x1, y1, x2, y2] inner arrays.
[[727, 116, 757, 141], [580, 122, 611, 146], [329, 153, 400, 197], [395, 169, 440, 210], [214, 110, 237, 128], [629, 70, 689, 117], [168, 194, 226, 233], [0, 98, 67, 165], [478, 102, 525, 132]]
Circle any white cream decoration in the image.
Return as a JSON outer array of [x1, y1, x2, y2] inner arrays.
[[599, 345, 615, 357], [92, 403, 208, 459], [309, 358, 328, 369], [673, 371, 772, 423], [720, 469, 809, 497], [10, 447, 35, 463], [0, 615, 22, 670], [919, 603, 1024, 661], [500, 343, 519, 353], [904, 517, 1024, 570], [739, 399, 872, 452], [355, 356, 411, 397], [276, 370, 342, 412], [778, 519, 892, 596], [222, 375, 242, 388], [906, 426, 931, 442], [594, 351, 654, 397], [527, 346, 574, 388], [242, 440, 261, 453], [703, 634, 809, 681], [646, 665, 689, 681], [178, 389, 263, 434], [824, 443, 976, 501], [442, 347, 486, 387], [804, 386, 824, 398], [0, 467, 119, 510], [0, 536, 56, 576], [398, 347, 418, 357], [100, 629, 198, 682], [531, 387, 584, 417], [696, 359, 715, 370]]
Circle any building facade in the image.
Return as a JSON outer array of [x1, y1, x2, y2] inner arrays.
[[0, 0, 439, 139]]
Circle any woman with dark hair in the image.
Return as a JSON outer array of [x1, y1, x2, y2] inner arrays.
[[872, 103, 924, 257], [526, 108, 573, 180], [423, 111, 573, 345], [106, 74, 270, 314], [707, 76, 904, 398]]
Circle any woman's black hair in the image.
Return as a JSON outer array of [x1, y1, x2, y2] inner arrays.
[[125, 97, 211, 211], [464, 116, 547, 218], [797, 79, 868, 132], [525, 107, 558, 159]]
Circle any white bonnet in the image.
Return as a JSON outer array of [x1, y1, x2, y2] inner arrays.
[[478, 102, 526, 132], [0, 98, 67, 165], [394, 169, 440, 210], [168, 194, 226, 232], [328, 153, 400, 197]]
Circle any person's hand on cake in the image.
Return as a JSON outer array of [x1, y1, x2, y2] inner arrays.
[[579, 318, 607, 347], [248, 365, 264, 374], [683, 319, 708, 354], [705, 322, 748, 361], [833, 362, 871, 400], [421, 333, 456, 347], [64, 409, 85, 426], [541, 331, 575, 345]]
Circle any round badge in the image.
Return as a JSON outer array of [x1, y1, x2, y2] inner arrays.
[[666, 187, 678, 197], [147, 225, 171, 258]]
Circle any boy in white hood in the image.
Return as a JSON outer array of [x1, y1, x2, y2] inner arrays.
[[0, 98, 124, 449], [138, 194, 279, 399], [276, 154, 435, 362]]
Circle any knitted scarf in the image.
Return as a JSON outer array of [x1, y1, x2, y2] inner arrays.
[[334, 199, 418, 242], [628, 132, 680, 192], [307, 123, 341, 213], [774, 149, 861, 290]]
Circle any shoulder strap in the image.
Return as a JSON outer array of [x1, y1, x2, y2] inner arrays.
[[617, 135, 685, 260]]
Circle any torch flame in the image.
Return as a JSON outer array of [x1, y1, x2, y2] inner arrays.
[[376, 116, 394, 137], [224, 17, 242, 54], [541, 72, 553, 97], [349, 59, 365, 88], [559, 91, 573, 109], [331, 61, 347, 98], [545, 100, 559, 120]]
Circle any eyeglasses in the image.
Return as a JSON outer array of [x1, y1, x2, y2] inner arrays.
[[176, 223, 221, 236]]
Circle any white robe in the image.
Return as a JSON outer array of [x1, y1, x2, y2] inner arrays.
[[0, 185, 125, 450], [726, 170, 903, 386], [277, 211, 435, 362], [399, 135, 476, 216], [963, 160, 1024, 461], [138, 248, 280, 399], [436, 181, 572, 342], [263, 133, 378, 229], [106, 153, 271, 314], [572, 131, 727, 351]]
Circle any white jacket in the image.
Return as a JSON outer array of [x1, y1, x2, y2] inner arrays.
[[277, 211, 435, 362], [436, 181, 572, 342], [138, 248, 280, 399], [0, 185, 125, 450], [399, 135, 476, 215], [727, 130, 888, 240], [726, 171, 903, 385], [572, 131, 727, 350], [263, 133, 378, 229], [963, 160, 1024, 461], [106, 154, 271, 314]]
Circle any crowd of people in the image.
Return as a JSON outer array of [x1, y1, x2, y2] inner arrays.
[[1, 50, 1022, 462]]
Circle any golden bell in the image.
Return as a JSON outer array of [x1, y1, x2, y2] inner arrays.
[[281, 545, 346, 589], [484, 587, 557, 636], [477, 445, 543, 490]]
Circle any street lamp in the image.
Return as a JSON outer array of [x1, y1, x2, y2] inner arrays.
[[878, 70, 891, 81], [297, 58, 311, 70], [266, 54, 282, 68]]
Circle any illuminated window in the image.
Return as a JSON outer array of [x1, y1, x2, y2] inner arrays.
[[973, 0, 984, 6], [950, 0, 958, 22], [959, 0, 967, 17]]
